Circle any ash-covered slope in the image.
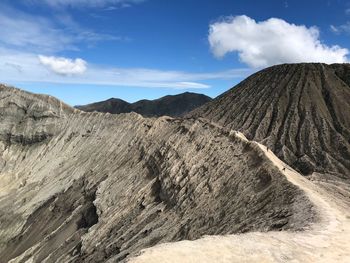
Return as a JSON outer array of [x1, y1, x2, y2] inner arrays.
[[189, 63, 350, 180], [0, 85, 315, 263], [76, 92, 212, 117]]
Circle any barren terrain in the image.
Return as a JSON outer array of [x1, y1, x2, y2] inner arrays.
[[130, 132, 350, 262], [1, 63, 349, 263], [0, 85, 315, 262]]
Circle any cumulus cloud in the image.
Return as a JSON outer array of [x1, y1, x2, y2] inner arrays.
[[39, 55, 87, 75], [209, 15, 349, 68]]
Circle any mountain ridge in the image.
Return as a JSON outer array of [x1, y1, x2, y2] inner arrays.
[[0, 84, 314, 262], [1, 62, 350, 262], [189, 63, 350, 180], [76, 92, 212, 117]]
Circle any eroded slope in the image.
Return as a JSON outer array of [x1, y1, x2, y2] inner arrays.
[[189, 63, 350, 180], [130, 139, 350, 263], [0, 85, 315, 262]]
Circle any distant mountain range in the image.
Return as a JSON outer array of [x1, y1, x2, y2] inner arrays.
[[76, 92, 212, 117]]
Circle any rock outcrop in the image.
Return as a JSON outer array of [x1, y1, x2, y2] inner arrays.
[[0, 84, 315, 262], [76, 92, 212, 117], [189, 63, 350, 180]]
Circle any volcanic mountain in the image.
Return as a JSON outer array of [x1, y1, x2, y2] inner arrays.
[[0, 84, 315, 262], [189, 63, 350, 181], [76, 92, 212, 117], [1, 62, 350, 263]]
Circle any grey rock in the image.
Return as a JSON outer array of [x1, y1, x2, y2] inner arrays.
[[0, 84, 315, 262]]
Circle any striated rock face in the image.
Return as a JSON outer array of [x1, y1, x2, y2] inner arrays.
[[75, 92, 212, 117], [189, 63, 350, 180], [0, 86, 74, 146], [0, 85, 315, 262]]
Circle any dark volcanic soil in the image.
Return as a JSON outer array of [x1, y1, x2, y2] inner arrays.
[[76, 92, 212, 117], [189, 63, 350, 180]]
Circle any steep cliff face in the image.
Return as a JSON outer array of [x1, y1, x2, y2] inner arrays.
[[0, 85, 315, 262], [76, 92, 212, 117], [0, 86, 74, 146], [189, 63, 350, 180]]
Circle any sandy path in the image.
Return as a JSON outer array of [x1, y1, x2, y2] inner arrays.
[[129, 132, 350, 263]]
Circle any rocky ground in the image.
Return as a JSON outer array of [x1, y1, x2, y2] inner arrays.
[[0, 84, 315, 262], [1, 63, 349, 263], [130, 134, 350, 262]]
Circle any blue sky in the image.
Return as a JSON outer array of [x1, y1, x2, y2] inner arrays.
[[0, 0, 350, 105]]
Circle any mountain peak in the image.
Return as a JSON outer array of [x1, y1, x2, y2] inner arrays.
[[76, 92, 212, 117], [189, 63, 350, 179]]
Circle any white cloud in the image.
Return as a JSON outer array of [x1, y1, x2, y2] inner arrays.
[[330, 25, 340, 33], [209, 15, 349, 68], [0, 48, 250, 89], [39, 55, 87, 75], [30, 0, 144, 8], [330, 22, 350, 34], [0, 3, 249, 90], [0, 4, 249, 90], [175, 82, 209, 89], [0, 6, 124, 53], [0, 8, 73, 52], [346, 8, 350, 15]]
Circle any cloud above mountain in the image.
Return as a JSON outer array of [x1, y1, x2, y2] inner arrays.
[[39, 55, 88, 75], [209, 15, 349, 68], [0, 48, 249, 89], [0, 4, 250, 90]]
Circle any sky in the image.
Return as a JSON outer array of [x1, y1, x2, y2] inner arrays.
[[0, 0, 350, 105]]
